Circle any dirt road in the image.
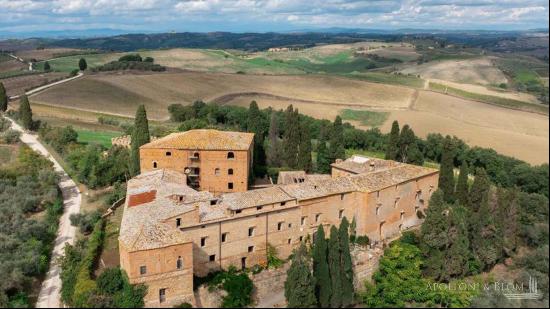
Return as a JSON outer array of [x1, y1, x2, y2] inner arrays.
[[4, 116, 82, 308], [8, 71, 84, 101]]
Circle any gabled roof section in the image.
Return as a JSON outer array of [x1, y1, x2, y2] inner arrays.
[[219, 186, 295, 210], [140, 129, 254, 151]]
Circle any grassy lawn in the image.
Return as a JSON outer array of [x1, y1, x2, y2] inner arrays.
[[429, 82, 549, 115], [340, 109, 389, 127], [36, 53, 119, 72], [77, 129, 122, 148]]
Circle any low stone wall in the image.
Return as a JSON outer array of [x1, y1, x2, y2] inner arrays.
[[351, 245, 384, 292], [193, 245, 382, 307]]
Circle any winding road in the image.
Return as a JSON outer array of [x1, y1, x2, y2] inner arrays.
[[4, 117, 82, 308]]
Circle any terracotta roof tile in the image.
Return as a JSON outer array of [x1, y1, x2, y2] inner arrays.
[[140, 129, 254, 151]]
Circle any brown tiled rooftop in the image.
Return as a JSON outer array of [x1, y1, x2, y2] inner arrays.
[[140, 129, 254, 151], [331, 155, 399, 175], [220, 186, 295, 210]]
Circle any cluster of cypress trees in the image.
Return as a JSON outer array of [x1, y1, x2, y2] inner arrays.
[[384, 120, 424, 165], [421, 138, 517, 281], [316, 116, 345, 173], [278, 105, 313, 172], [285, 217, 354, 308], [0, 82, 7, 112]]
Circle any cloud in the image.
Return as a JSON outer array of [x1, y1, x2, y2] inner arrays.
[[1, 0, 548, 35]]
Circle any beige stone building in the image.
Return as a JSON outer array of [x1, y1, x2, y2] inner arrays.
[[119, 131, 439, 307], [139, 129, 254, 194]]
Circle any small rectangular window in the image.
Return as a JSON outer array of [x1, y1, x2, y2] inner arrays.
[[140, 265, 147, 275], [301, 217, 306, 226], [280, 201, 286, 206], [200, 237, 206, 247], [288, 223, 292, 228], [228, 182, 234, 190], [166, 151, 172, 156], [288, 238, 291, 244], [176, 218, 181, 227], [315, 214, 321, 223], [339, 209, 344, 219], [248, 246, 254, 253], [277, 222, 283, 231], [248, 227, 255, 237], [222, 233, 228, 243], [209, 255, 216, 262], [159, 288, 166, 303], [256, 206, 263, 211], [236, 209, 242, 214], [340, 193, 345, 200]]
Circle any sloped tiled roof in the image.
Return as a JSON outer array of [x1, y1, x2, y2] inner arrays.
[[219, 186, 294, 210], [140, 129, 254, 151], [331, 155, 399, 175], [350, 164, 438, 192]]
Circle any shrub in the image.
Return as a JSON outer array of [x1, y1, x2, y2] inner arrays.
[[97, 268, 125, 294], [70, 211, 102, 234], [1, 129, 20, 144], [209, 267, 253, 308], [354, 235, 370, 246], [119, 54, 142, 62]]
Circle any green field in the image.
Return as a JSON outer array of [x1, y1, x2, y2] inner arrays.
[[77, 129, 122, 148], [429, 82, 549, 115], [340, 109, 389, 127]]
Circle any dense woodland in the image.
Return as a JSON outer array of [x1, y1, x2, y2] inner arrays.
[[0, 121, 63, 307]]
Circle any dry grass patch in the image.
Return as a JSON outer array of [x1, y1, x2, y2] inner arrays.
[[1, 72, 67, 97], [15, 48, 83, 61]]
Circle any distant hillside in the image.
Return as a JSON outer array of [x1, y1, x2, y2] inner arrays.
[[49, 32, 394, 52]]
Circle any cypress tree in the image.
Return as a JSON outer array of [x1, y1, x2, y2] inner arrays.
[[0, 82, 7, 112], [328, 116, 345, 164], [316, 128, 330, 174], [385, 120, 400, 160], [282, 105, 300, 169], [398, 125, 424, 165], [297, 120, 312, 172], [420, 190, 450, 279], [339, 217, 354, 307], [496, 188, 519, 255], [438, 136, 456, 203], [471, 194, 501, 271], [130, 105, 150, 176], [248, 101, 266, 175], [79, 58, 87, 71], [456, 161, 469, 206], [44, 61, 51, 71], [285, 244, 317, 308], [312, 226, 331, 307], [267, 111, 282, 167], [328, 226, 342, 308], [469, 168, 490, 212], [442, 205, 471, 280], [19, 95, 33, 130]]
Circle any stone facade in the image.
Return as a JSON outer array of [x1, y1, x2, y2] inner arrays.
[[119, 133, 439, 308]]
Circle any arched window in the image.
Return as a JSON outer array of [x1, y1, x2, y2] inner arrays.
[[227, 152, 235, 159], [228, 168, 234, 175], [176, 256, 183, 270], [153, 161, 158, 168]]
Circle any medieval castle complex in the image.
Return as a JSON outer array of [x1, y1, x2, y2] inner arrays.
[[119, 129, 439, 307]]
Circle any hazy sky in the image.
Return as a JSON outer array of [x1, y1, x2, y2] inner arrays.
[[2, 0, 549, 35]]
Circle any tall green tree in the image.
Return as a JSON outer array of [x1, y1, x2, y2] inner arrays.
[[297, 120, 312, 172], [79, 58, 87, 71], [339, 217, 354, 307], [456, 161, 470, 206], [385, 120, 400, 160], [19, 95, 33, 130], [442, 205, 471, 280], [469, 168, 490, 212], [328, 226, 342, 308], [316, 127, 331, 174], [438, 135, 456, 203], [312, 226, 331, 307], [285, 244, 317, 308], [248, 101, 266, 176], [496, 188, 519, 255], [0, 82, 7, 112], [130, 105, 150, 176], [267, 111, 282, 167], [328, 116, 345, 164], [398, 125, 424, 165], [282, 105, 300, 169], [470, 195, 501, 271], [420, 190, 450, 279]]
